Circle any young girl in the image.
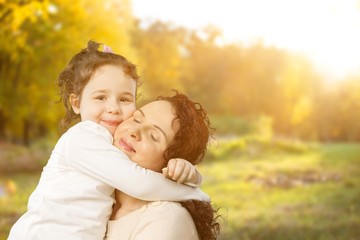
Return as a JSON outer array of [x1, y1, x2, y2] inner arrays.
[[8, 41, 208, 240], [105, 92, 220, 240]]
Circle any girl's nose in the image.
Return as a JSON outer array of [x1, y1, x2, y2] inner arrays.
[[107, 101, 120, 114]]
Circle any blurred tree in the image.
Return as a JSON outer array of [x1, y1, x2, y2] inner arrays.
[[130, 20, 186, 103], [1, 1, 360, 143], [0, 0, 50, 143], [180, 26, 229, 113], [275, 54, 322, 138], [0, 0, 136, 144], [341, 78, 360, 141], [313, 77, 360, 141], [221, 43, 288, 116]]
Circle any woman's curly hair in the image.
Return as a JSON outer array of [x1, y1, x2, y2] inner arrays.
[[180, 200, 221, 240], [57, 40, 140, 130], [159, 91, 221, 239]]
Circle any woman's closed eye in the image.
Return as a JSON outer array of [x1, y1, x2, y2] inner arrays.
[[151, 133, 159, 142], [133, 117, 141, 123], [132, 111, 143, 123]]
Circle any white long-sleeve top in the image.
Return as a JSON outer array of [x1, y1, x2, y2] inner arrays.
[[105, 201, 199, 240], [8, 121, 209, 240]]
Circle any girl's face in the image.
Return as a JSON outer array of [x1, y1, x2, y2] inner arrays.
[[70, 65, 137, 135], [113, 100, 180, 172]]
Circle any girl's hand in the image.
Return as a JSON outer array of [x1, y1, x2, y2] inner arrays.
[[162, 158, 201, 186]]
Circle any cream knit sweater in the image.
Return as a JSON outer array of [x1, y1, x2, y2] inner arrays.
[[105, 201, 199, 240]]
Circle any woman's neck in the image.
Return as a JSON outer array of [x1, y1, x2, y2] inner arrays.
[[110, 190, 149, 220]]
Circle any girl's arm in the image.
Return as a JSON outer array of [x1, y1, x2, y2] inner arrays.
[[65, 121, 210, 202], [163, 158, 202, 187]]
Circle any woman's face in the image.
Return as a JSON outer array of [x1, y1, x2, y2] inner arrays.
[[113, 100, 179, 172]]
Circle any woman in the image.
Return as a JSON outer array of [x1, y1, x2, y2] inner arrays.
[[105, 92, 220, 240]]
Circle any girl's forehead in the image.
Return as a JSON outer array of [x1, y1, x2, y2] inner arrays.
[[86, 65, 137, 91]]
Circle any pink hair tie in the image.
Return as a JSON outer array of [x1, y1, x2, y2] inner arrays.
[[103, 45, 113, 53]]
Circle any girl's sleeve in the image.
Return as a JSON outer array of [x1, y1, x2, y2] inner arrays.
[[65, 121, 210, 202]]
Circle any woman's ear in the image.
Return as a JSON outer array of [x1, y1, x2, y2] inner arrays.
[[69, 94, 80, 114]]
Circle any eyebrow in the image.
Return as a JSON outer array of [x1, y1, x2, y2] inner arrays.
[[139, 109, 168, 141], [91, 89, 108, 94], [91, 90, 135, 97]]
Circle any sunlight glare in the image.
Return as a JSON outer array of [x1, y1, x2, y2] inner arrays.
[[132, 0, 360, 81]]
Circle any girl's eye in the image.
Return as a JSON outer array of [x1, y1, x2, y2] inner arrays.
[[96, 95, 106, 100], [120, 97, 132, 102]]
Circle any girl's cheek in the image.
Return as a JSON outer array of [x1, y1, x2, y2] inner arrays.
[[123, 105, 136, 118]]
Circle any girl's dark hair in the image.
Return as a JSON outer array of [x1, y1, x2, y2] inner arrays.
[[57, 40, 140, 130], [159, 91, 220, 239]]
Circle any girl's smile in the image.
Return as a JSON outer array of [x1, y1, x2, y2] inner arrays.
[[101, 119, 122, 126]]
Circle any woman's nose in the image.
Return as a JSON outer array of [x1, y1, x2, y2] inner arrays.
[[130, 127, 141, 141]]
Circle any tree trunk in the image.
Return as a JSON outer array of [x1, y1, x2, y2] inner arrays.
[[23, 118, 30, 146], [0, 109, 6, 140]]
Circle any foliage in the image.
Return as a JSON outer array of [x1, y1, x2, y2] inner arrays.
[[131, 21, 360, 142], [0, 0, 136, 144], [311, 78, 360, 141], [1, 1, 360, 144], [131, 20, 187, 102]]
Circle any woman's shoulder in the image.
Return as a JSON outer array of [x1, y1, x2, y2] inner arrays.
[[148, 201, 182, 210], [146, 201, 192, 220], [140, 201, 199, 239]]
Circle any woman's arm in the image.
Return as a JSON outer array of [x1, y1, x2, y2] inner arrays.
[[65, 121, 210, 202]]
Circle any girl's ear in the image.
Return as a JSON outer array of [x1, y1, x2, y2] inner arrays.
[[69, 94, 80, 114]]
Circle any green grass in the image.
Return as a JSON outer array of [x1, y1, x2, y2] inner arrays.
[[199, 141, 360, 240], [0, 173, 40, 239], [1, 141, 360, 240]]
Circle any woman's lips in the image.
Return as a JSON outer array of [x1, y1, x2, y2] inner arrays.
[[119, 138, 135, 153]]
